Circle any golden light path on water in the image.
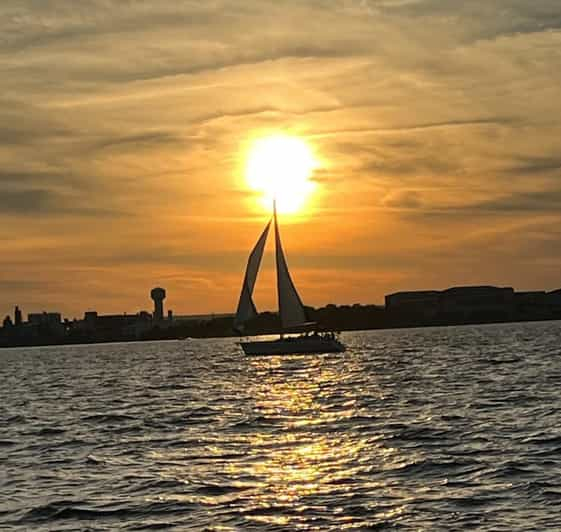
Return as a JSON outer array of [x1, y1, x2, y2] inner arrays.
[[150, 353, 413, 527], [221, 355, 413, 528]]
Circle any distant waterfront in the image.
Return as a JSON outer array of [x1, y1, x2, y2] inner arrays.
[[1, 283, 561, 348]]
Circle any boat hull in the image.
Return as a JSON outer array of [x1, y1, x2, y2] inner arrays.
[[240, 337, 346, 356]]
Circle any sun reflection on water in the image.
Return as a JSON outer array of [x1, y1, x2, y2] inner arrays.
[[228, 355, 411, 526], [151, 352, 415, 528]]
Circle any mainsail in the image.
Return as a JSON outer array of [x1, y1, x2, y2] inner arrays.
[[233, 219, 271, 332], [274, 204, 308, 330]]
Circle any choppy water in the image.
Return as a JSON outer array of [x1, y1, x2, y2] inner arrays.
[[2, 321, 561, 530]]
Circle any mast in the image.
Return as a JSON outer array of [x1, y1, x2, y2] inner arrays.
[[273, 199, 283, 339], [274, 198, 308, 337]]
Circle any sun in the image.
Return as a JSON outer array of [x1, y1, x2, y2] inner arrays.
[[245, 135, 318, 214]]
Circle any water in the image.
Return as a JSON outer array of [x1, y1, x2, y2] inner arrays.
[[2, 321, 561, 531]]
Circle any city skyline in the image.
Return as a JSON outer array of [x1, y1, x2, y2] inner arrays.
[[4, 282, 561, 325], [2, 282, 560, 349], [2, 1, 561, 317]]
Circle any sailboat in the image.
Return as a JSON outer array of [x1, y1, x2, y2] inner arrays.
[[234, 202, 345, 355]]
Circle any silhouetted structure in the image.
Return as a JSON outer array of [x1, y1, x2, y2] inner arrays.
[[440, 286, 514, 321], [151, 287, 166, 321], [72, 311, 153, 342], [385, 286, 517, 324], [28, 312, 64, 336], [2, 284, 561, 348], [548, 289, 561, 312], [14, 306, 22, 327], [385, 290, 440, 319]]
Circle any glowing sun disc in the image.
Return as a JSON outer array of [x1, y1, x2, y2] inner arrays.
[[246, 135, 317, 214]]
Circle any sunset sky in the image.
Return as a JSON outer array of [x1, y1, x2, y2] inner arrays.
[[2, 0, 561, 318]]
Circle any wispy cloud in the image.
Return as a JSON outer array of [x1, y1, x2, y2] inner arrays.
[[1, 0, 561, 314]]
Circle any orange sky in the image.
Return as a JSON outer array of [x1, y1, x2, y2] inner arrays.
[[2, 1, 561, 318]]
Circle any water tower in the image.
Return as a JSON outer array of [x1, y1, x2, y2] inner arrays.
[[150, 287, 166, 321]]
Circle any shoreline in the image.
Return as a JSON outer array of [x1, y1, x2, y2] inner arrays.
[[2, 316, 559, 350]]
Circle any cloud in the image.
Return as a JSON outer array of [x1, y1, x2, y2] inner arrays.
[[93, 131, 183, 152], [0, 189, 57, 214], [366, 0, 561, 41], [0, 187, 125, 217], [1, 0, 561, 314], [395, 187, 561, 223], [0, 170, 62, 185], [0, 279, 45, 291], [383, 190, 423, 209], [469, 189, 561, 214], [504, 156, 561, 176]]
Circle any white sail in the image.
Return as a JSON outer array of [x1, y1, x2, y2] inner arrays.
[[234, 219, 271, 332], [274, 206, 308, 330]]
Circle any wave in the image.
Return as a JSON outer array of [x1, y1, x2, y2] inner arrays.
[[194, 484, 251, 496], [81, 413, 137, 423], [20, 500, 197, 524], [5, 324, 561, 531], [34, 427, 66, 436]]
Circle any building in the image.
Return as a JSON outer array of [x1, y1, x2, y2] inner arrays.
[[515, 291, 548, 314], [27, 312, 64, 336], [439, 286, 515, 318], [385, 290, 440, 319], [76, 311, 152, 340], [14, 306, 22, 327], [385, 286, 516, 322], [547, 289, 561, 313]]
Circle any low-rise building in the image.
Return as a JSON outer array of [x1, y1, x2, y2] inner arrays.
[[27, 312, 64, 336], [439, 286, 515, 318], [385, 286, 516, 321], [547, 289, 561, 312], [515, 291, 548, 314], [385, 290, 440, 319]]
